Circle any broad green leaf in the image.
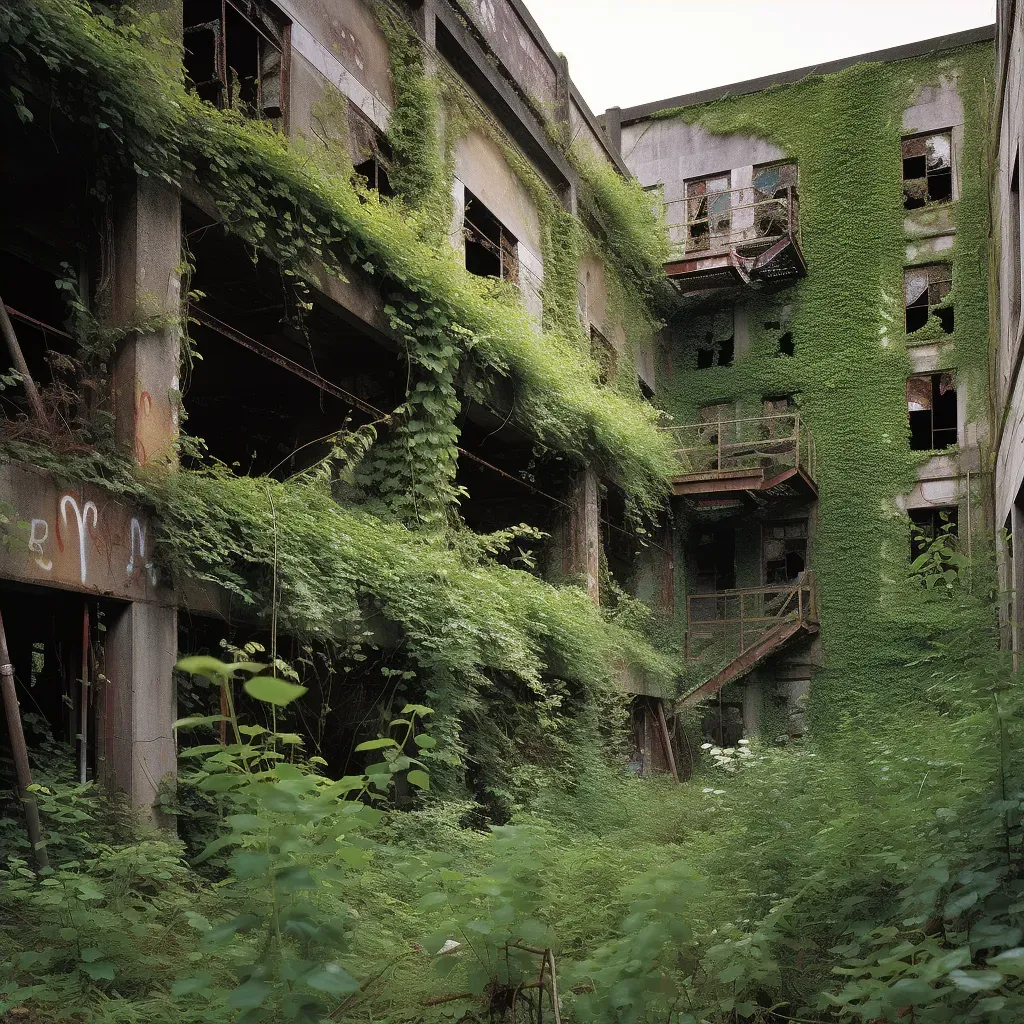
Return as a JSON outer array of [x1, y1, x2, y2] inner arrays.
[[354, 737, 398, 751], [949, 969, 1003, 992], [407, 769, 430, 791], [171, 973, 213, 996], [304, 963, 360, 994], [227, 979, 272, 1009], [244, 675, 307, 707]]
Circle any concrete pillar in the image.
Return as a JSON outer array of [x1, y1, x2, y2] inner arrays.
[[603, 106, 622, 155], [742, 679, 761, 738], [111, 177, 181, 469], [107, 176, 181, 818], [563, 467, 600, 604], [103, 601, 177, 821]]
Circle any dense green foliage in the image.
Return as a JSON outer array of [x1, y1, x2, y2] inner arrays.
[[658, 44, 993, 727], [0, 4, 1019, 1024]]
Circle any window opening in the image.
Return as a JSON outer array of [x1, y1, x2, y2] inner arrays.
[[638, 375, 655, 401], [463, 189, 518, 284], [694, 308, 735, 369], [692, 524, 736, 593], [686, 172, 731, 253], [763, 519, 808, 585], [590, 325, 616, 385], [907, 372, 957, 451], [905, 264, 953, 335], [184, 0, 286, 119], [752, 161, 798, 238], [909, 506, 958, 562], [902, 131, 952, 209], [352, 157, 393, 198]]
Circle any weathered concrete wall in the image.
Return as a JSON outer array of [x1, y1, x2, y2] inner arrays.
[[994, 0, 1024, 531], [621, 118, 786, 191], [280, 0, 393, 138], [453, 129, 544, 323], [0, 464, 170, 605], [460, 0, 558, 110]]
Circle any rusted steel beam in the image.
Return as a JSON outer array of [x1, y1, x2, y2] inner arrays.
[[655, 699, 680, 784], [0, 609, 49, 870], [0, 293, 50, 427]]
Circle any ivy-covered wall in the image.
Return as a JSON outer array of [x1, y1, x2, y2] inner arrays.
[[0, 0, 682, 812], [621, 42, 994, 725]]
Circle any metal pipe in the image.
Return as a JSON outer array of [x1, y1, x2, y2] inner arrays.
[[79, 603, 89, 785], [0, 610, 49, 870], [0, 294, 49, 426]]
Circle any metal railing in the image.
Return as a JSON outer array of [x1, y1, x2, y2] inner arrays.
[[666, 412, 815, 482], [685, 571, 817, 662], [664, 184, 800, 260]]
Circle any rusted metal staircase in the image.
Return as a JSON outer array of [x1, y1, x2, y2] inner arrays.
[[678, 573, 819, 709]]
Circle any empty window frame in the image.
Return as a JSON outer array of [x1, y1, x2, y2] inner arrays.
[[902, 131, 953, 209], [590, 325, 616, 385], [909, 506, 958, 562], [752, 161, 798, 238], [905, 264, 953, 335], [907, 372, 957, 451], [762, 519, 808, 585], [685, 172, 731, 253], [352, 157, 393, 198], [463, 189, 518, 284], [184, 0, 286, 119], [694, 308, 735, 369]]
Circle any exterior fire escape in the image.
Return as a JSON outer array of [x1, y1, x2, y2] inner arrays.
[[663, 180, 806, 298], [667, 413, 820, 706]]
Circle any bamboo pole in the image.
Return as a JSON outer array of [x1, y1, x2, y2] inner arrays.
[[0, 610, 48, 870], [0, 298, 49, 426]]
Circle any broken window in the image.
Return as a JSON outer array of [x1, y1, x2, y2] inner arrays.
[[183, 0, 287, 119], [463, 189, 518, 284], [902, 131, 952, 209], [762, 519, 808, 585], [905, 264, 953, 335], [694, 308, 735, 369], [752, 161, 798, 238], [686, 172, 731, 253], [352, 158, 393, 198], [590, 325, 616, 385], [909, 506, 958, 562], [907, 372, 957, 451]]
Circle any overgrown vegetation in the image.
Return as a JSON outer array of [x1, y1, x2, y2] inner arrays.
[[0, 2, 1016, 1023]]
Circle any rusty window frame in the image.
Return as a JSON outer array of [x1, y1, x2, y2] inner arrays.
[[904, 263, 953, 334], [685, 171, 731, 253], [463, 190, 520, 286], [907, 371, 958, 451], [902, 130, 953, 209], [183, 0, 287, 120]]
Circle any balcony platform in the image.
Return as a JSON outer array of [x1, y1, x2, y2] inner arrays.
[[667, 413, 818, 512], [664, 185, 806, 298]]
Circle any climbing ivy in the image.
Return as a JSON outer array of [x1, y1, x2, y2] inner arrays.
[[653, 44, 993, 723]]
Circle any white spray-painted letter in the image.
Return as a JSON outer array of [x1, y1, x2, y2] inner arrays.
[[60, 495, 98, 584], [28, 518, 52, 571]]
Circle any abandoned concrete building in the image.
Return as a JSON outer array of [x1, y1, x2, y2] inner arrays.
[[0, 0, 1018, 818]]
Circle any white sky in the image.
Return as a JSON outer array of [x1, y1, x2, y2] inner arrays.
[[524, 0, 997, 114]]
